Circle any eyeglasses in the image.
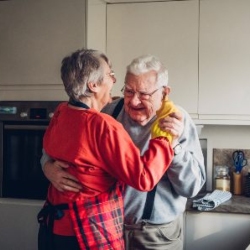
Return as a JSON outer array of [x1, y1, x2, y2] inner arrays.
[[107, 70, 115, 77], [121, 86, 163, 100]]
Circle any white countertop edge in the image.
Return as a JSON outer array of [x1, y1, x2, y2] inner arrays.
[[0, 198, 44, 206]]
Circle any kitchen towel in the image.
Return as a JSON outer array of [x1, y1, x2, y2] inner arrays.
[[192, 189, 232, 211]]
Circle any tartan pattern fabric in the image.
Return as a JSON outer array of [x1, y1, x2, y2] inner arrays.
[[68, 182, 125, 250]]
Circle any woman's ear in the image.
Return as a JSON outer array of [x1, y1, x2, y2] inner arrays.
[[87, 82, 99, 93]]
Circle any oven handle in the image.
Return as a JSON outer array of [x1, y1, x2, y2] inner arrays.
[[4, 124, 48, 130]]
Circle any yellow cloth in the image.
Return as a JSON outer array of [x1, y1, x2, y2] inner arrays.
[[151, 99, 178, 143]]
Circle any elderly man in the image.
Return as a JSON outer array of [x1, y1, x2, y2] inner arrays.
[[41, 54, 206, 250]]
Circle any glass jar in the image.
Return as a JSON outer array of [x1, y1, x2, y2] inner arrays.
[[215, 166, 230, 191]]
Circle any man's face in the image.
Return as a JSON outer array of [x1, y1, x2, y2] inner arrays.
[[123, 71, 164, 126]]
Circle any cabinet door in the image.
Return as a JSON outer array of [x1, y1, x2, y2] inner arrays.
[[185, 211, 250, 250], [0, 200, 43, 250], [0, 0, 86, 100], [107, 1, 199, 118], [199, 0, 250, 122]]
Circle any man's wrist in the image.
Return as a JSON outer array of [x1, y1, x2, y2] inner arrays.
[[173, 143, 182, 155], [42, 159, 53, 172]]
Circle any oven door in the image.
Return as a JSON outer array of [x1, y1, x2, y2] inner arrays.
[[0, 123, 49, 200]]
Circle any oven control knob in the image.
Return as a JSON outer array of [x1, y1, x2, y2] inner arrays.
[[48, 112, 54, 119], [20, 112, 28, 118]]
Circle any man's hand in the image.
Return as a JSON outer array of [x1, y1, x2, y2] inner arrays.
[[159, 112, 184, 146], [43, 160, 82, 192], [151, 99, 179, 142]]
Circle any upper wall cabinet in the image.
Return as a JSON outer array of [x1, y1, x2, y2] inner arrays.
[[107, 0, 199, 118], [0, 0, 86, 101], [199, 0, 250, 124], [86, 0, 106, 53]]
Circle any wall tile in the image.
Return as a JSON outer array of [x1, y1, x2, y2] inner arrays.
[[213, 148, 250, 190]]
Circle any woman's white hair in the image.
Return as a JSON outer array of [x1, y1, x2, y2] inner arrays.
[[61, 48, 111, 101]]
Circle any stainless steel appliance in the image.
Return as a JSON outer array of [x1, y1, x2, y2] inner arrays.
[[0, 101, 61, 200], [199, 138, 207, 193]]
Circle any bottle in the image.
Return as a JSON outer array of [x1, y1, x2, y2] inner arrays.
[[215, 166, 230, 192], [245, 170, 250, 197]]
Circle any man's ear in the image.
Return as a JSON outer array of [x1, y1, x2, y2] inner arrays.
[[87, 82, 99, 93], [162, 86, 171, 100], [164, 86, 171, 95]]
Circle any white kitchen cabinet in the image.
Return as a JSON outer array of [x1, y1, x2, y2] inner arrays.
[[106, 0, 199, 118], [0, 0, 86, 101], [199, 0, 250, 124], [0, 198, 43, 250], [86, 0, 106, 53], [185, 211, 250, 250]]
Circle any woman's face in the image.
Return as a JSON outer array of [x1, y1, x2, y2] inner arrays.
[[98, 60, 116, 108]]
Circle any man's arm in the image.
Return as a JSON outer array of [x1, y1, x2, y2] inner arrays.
[[41, 149, 82, 192], [159, 108, 206, 198]]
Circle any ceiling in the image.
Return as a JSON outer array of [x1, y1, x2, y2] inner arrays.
[[104, 0, 185, 3]]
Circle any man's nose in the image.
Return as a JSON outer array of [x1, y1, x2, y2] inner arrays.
[[130, 92, 141, 105]]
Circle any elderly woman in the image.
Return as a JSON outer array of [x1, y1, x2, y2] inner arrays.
[[38, 48, 176, 250]]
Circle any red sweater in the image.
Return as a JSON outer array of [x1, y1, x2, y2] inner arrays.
[[43, 102, 173, 236]]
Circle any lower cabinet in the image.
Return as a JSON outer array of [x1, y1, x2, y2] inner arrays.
[[184, 211, 250, 250], [0, 199, 43, 250], [1, 199, 250, 250]]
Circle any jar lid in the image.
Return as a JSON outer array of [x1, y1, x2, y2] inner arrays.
[[217, 170, 228, 175], [216, 166, 229, 173]]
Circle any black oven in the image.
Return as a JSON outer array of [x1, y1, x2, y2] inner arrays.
[[0, 101, 61, 200]]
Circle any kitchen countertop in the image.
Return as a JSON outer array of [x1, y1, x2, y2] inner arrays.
[[186, 192, 250, 214]]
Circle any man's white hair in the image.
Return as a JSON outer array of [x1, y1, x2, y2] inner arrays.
[[126, 55, 169, 87]]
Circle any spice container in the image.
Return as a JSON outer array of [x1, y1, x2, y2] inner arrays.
[[215, 166, 230, 192]]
